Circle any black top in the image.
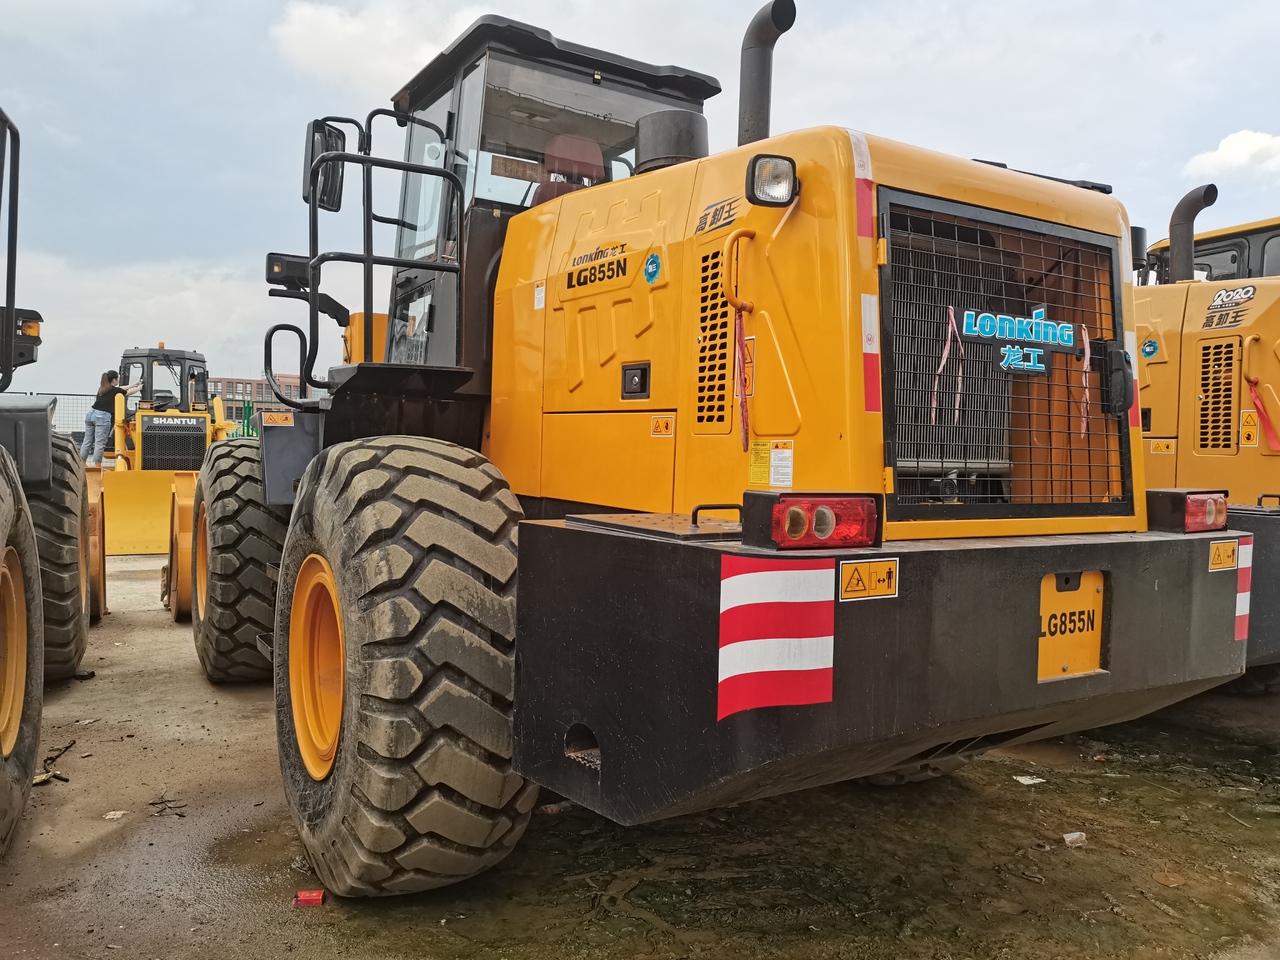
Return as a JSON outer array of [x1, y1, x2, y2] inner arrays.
[[92, 387, 125, 414], [391, 16, 721, 111]]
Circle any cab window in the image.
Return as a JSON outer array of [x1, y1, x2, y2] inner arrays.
[[454, 53, 686, 211], [1264, 236, 1280, 277], [1192, 245, 1243, 281]]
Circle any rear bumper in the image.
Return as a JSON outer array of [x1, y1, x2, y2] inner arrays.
[[514, 520, 1248, 825]]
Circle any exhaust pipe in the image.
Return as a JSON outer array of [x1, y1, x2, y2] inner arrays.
[[737, 0, 797, 147], [1168, 183, 1217, 282]]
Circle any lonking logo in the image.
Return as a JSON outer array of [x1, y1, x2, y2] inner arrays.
[[960, 306, 1076, 375]]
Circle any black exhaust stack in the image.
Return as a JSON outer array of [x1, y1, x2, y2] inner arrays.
[[1168, 184, 1218, 282], [738, 0, 797, 147]]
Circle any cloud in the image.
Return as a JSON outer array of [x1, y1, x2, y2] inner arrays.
[[269, 0, 483, 101], [1186, 130, 1280, 178], [9, 252, 343, 394]]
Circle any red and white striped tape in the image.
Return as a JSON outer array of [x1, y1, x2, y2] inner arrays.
[[1237, 535, 1254, 642]]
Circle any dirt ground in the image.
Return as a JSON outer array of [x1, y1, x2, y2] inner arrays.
[[4, 557, 1280, 959]]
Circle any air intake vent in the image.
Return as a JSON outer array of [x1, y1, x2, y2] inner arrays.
[[1197, 339, 1237, 451], [696, 250, 730, 432]]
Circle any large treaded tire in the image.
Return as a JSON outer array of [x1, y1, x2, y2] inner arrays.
[[275, 436, 537, 897], [191, 438, 289, 683], [27, 433, 89, 681], [0, 447, 46, 856]]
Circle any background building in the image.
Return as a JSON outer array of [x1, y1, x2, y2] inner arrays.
[[208, 373, 301, 424]]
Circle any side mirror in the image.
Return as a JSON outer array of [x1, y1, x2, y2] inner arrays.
[[303, 120, 345, 212]]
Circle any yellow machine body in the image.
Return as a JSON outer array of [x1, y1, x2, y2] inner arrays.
[[490, 126, 1148, 538], [103, 395, 234, 559], [1138, 275, 1280, 500]]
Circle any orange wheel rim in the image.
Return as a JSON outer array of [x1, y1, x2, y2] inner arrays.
[[78, 511, 89, 618], [194, 503, 209, 620], [289, 554, 344, 781], [0, 546, 27, 758]]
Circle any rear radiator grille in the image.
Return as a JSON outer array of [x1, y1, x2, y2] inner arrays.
[[1197, 340, 1237, 450], [696, 250, 730, 432], [885, 201, 1129, 517]]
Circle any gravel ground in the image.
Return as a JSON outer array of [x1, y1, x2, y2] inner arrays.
[[2, 555, 1280, 959]]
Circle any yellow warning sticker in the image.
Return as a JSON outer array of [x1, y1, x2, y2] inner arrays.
[[1209, 539, 1239, 572], [1241, 411, 1259, 447], [651, 415, 674, 437], [748, 440, 771, 485], [1149, 440, 1174, 454], [262, 412, 294, 426], [840, 558, 899, 601]]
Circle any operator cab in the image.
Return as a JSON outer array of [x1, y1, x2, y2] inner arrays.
[[386, 17, 719, 390], [1146, 216, 1280, 283], [118, 346, 208, 414]]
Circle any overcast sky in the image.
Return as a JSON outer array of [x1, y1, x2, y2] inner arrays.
[[1, 0, 1277, 392]]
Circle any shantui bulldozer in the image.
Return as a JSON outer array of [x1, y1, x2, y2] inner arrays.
[[185, 2, 1251, 896], [1136, 189, 1280, 692], [87, 343, 234, 617], [0, 106, 96, 857]]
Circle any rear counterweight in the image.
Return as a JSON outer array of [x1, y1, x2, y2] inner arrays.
[[514, 519, 1247, 825]]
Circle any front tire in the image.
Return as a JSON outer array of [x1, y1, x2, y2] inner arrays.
[[275, 437, 536, 897], [191, 439, 289, 682], [0, 447, 46, 856], [27, 433, 88, 681]]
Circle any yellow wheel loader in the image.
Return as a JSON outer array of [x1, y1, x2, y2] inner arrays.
[[1136, 190, 1280, 691], [194, 4, 1249, 896], [92, 344, 234, 619], [1, 107, 88, 856]]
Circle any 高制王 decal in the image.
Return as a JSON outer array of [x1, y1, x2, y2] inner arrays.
[[1202, 285, 1255, 329], [695, 197, 742, 234]]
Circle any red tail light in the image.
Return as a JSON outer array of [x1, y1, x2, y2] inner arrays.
[[770, 496, 877, 549], [1184, 492, 1228, 533]]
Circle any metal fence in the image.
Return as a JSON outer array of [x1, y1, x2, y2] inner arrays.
[[4, 392, 99, 444]]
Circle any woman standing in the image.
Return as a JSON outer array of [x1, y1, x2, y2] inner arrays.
[[81, 370, 141, 466]]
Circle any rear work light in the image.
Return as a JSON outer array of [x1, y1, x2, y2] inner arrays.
[[1184, 492, 1229, 533], [770, 496, 877, 549]]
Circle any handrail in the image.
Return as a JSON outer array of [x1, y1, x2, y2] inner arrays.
[[304, 150, 466, 390], [721, 228, 756, 313], [1244, 334, 1261, 384], [0, 108, 19, 394], [264, 323, 312, 411]]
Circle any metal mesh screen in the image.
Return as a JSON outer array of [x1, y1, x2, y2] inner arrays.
[[885, 203, 1128, 515], [1197, 339, 1236, 451], [696, 250, 730, 432], [140, 421, 207, 471]]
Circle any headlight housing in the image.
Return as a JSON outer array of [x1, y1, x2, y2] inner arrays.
[[746, 154, 798, 207]]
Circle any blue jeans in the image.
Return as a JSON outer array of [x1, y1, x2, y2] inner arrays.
[[81, 409, 112, 465]]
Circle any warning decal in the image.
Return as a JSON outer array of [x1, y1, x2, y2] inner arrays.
[[534, 281, 546, 310], [769, 440, 793, 487], [1210, 539, 1239, 572], [1242, 410, 1259, 447], [651, 415, 674, 436], [748, 440, 770, 485], [839, 558, 899, 601], [1149, 440, 1174, 454], [262, 412, 294, 426]]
